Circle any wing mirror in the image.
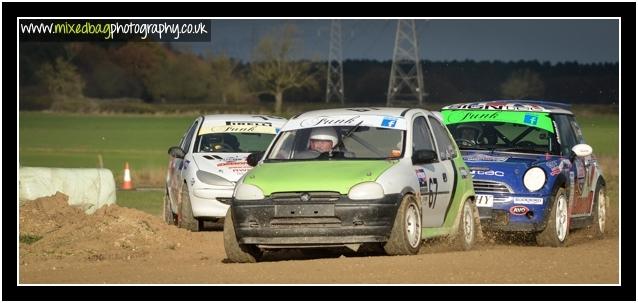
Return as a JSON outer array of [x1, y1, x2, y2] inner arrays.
[[168, 146, 186, 159], [571, 144, 593, 158], [246, 151, 265, 167], [412, 149, 437, 165]]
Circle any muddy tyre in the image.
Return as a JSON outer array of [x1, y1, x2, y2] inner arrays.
[[223, 209, 262, 263], [454, 198, 480, 250], [177, 184, 200, 232], [536, 188, 568, 247], [591, 181, 607, 239], [163, 189, 177, 225], [384, 194, 422, 255]]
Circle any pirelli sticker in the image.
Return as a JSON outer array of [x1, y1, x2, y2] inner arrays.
[[199, 121, 277, 135]]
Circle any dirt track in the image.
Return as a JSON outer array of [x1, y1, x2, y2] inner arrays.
[[19, 193, 619, 284]]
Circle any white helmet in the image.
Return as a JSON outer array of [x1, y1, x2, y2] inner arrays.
[[309, 127, 339, 147]]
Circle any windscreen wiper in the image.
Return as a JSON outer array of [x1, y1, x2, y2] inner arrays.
[[330, 121, 363, 155]]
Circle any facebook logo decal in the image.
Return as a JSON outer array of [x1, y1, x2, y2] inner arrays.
[[523, 113, 539, 125], [381, 117, 398, 127]]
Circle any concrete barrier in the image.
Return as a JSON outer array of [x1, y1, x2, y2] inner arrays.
[[19, 167, 117, 214]]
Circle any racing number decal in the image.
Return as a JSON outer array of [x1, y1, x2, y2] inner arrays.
[[427, 178, 439, 209]]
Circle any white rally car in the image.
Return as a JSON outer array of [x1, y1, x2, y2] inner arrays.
[[164, 114, 287, 231]]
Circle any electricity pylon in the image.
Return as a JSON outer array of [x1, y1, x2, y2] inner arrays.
[[325, 19, 344, 104], [386, 19, 425, 106]]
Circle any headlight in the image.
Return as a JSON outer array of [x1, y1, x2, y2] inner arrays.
[[348, 182, 384, 200], [234, 183, 265, 200], [196, 170, 233, 186], [523, 167, 546, 192]]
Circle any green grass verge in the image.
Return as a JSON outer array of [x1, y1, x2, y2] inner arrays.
[[116, 190, 164, 216]]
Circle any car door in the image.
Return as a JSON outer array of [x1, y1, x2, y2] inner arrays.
[[554, 114, 591, 215], [567, 116, 597, 215], [425, 115, 458, 226], [169, 118, 200, 204], [411, 115, 449, 227]]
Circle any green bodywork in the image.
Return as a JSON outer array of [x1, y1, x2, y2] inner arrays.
[[421, 151, 476, 238], [442, 110, 554, 133], [243, 160, 397, 195]]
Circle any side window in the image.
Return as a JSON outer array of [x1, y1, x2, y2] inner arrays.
[[412, 116, 436, 152], [553, 115, 578, 156], [428, 116, 457, 160], [181, 120, 200, 153], [568, 117, 585, 144]]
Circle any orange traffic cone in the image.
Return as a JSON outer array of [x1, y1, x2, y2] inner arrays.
[[122, 162, 134, 190]]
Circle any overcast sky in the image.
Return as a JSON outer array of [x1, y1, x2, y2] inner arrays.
[[177, 19, 619, 64]]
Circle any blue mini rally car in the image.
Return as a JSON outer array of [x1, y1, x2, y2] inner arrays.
[[441, 101, 607, 246]]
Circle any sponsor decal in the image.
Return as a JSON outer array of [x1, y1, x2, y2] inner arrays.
[[513, 197, 543, 205], [200, 125, 276, 135], [523, 113, 539, 125], [216, 160, 250, 174], [459, 166, 469, 179], [545, 158, 570, 176], [300, 115, 361, 127], [381, 117, 398, 127], [442, 109, 555, 133], [414, 167, 427, 187], [509, 205, 529, 215], [463, 153, 509, 162], [444, 102, 548, 112], [470, 170, 505, 177]]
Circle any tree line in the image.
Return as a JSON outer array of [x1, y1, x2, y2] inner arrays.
[[19, 26, 618, 113]]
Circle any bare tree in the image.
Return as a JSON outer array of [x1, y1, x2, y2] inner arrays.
[[501, 69, 546, 99], [250, 25, 318, 114], [209, 54, 240, 105]]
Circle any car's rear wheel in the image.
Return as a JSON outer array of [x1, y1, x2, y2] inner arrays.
[[453, 198, 480, 250], [223, 209, 262, 263], [591, 181, 606, 239], [163, 189, 177, 225], [177, 184, 201, 232], [536, 187, 568, 247], [384, 194, 422, 255]]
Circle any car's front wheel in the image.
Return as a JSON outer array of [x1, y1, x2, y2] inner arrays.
[[591, 180, 607, 239], [223, 209, 262, 263], [163, 189, 177, 225], [177, 184, 201, 232], [453, 198, 480, 250], [536, 187, 569, 247], [384, 194, 422, 255]]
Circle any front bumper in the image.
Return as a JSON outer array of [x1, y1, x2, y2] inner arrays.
[[477, 194, 550, 232], [231, 193, 402, 246], [190, 186, 234, 218]]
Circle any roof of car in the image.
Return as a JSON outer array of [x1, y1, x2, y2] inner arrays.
[[290, 107, 424, 120], [441, 100, 574, 115], [201, 114, 287, 126]]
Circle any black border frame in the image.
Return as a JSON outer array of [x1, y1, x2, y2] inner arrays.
[[5, 2, 635, 301]]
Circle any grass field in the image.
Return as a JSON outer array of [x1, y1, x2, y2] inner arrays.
[[19, 109, 619, 215]]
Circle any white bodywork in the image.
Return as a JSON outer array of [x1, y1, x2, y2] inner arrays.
[[166, 115, 286, 219], [244, 107, 467, 229]]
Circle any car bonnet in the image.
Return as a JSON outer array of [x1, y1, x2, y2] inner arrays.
[[462, 151, 562, 190], [192, 153, 252, 182], [242, 160, 397, 196]]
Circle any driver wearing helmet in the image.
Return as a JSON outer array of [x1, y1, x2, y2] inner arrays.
[[295, 127, 339, 159], [455, 125, 483, 147]]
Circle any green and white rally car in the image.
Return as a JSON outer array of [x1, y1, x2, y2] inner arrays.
[[223, 108, 480, 262]]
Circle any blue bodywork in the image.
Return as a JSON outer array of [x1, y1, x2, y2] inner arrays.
[[442, 100, 605, 233], [463, 150, 574, 231]]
